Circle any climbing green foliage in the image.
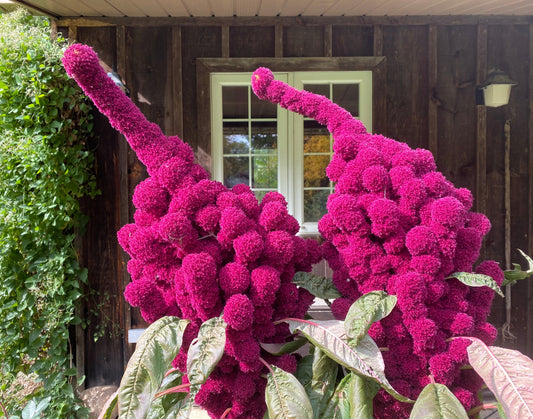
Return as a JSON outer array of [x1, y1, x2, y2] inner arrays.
[[0, 9, 97, 418]]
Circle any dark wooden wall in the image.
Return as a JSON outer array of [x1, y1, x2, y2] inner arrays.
[[57, 16, 533, 387]]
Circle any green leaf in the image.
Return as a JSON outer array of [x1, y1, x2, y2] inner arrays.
[[348, 374, 380, 419], [186, 316, 226, 386], [265, 365, 313, 419], [503, 249, 533, 286], [261, 338, 308, 356], [321, 373, 352, 419], [292, 272, 342, 299], [306, 348, 339, 419], [21, 397, 51, 419], [409, 383, 469, 419], [465, 337, 533, 419], [283, 318, 412, 403], [344, 291, 397, 346], [118, 317, 190, 419], [98, 391, 118, 419], [447, 272, 504, 297]]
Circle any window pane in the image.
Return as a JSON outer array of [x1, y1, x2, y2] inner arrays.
[[304, 84, 329, 98], [304, 121, 330, 153], [223, 86, 248, 118], [224, 156, 249, 188], [251, 122, 277, 153], [333, 84, 359, 117], [251, 93, 277, 118], [304, 189, 329, 222], [223, 122, 249, 154], [254, 190, 273, 203], [304, 155, 330, 187], [252, 156, 277, 189]]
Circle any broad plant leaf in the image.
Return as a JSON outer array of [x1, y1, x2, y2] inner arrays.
[[261, 338, 308, 356], [466, 337, 533, 418], [295, 355, 314, 389], [348, 373, 380, 419], [283, 318, 412, 403], [98, 391, 117, 419], [186, 316, 226, 386], [174, 316, 227, 419], [321, 373, 353, 419], [292, 272, 342, 299], [265, 365, 313, 419], [503, 249, 533, 286], [306, 348, 339, 419], [447, 272, 504, 297], [344, 291, 397, 345], [118, 317, 190, 419], [147, 370, 188, 419], [410, 383, 468, 419]]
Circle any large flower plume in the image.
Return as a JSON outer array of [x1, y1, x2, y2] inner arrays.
[[252, 67, 502, 417], [62, 45, 321, 419]]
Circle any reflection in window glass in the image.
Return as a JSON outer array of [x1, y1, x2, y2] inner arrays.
[[304, 189, 329, 222], [304, 155, 330, 188], [223, 157, 249, 188], [223, 121, 249, 154], [333, 84, 359, 117], [252, 156, 278, 189], [251, 122, 277, 152], [251, 92, 277, 118], [222, 86, 248, 118]]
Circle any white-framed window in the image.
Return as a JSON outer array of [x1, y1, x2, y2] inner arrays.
[[210, 71, 372, 234]]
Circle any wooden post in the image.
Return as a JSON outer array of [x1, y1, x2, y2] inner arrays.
[[222, 24, 230, 58], [476, 24, 487, 217], [171, 26, 184, 138], [428, 25, 438, 159], [275, 23, 283, 57], [373, 25, 383, 56], [527, 23, 533, 355], [324, 24, 332, 57], [116, 25, 134, 363]]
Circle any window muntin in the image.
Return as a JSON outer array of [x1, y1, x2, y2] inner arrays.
[[211, 71, 372, 234]]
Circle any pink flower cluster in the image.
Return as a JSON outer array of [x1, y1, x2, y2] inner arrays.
[[63, 45, 321, 419], [252, 68, 503, 417]]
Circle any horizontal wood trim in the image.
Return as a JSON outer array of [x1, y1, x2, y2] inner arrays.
[[197, 56, 386, 73], [57, 15, 533, 28]]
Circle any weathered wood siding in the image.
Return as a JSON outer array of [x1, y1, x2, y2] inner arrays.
[[61, 17, 533, 387]]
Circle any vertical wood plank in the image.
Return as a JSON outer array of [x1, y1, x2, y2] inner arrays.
[[526, 23, 533, 356], [428, 25, 438, 158], [332, 25, 373, 56], [222, 24, 230, 58], [68, 25, 77, 41], [373, 25, 383, 56], [275, 23, 283, 57], [324, 24, 332, 57], [171, 26, 184, 137], [76, 26, 125, 386], [476, 24, 487, 216], [115, 25, 133, 363]]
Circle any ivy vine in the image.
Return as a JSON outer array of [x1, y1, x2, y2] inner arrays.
[[0, 9, 98, 417]]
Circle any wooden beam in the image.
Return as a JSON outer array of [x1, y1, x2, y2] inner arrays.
[[476, 24, 487, 216], [56, 15, 533, 28], [428, 25, 438, 158]]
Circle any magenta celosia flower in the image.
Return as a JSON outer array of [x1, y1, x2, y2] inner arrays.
[[251, 66, 503, 417], [65, 45, 504, 418], [223, 294, 254, 331]]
